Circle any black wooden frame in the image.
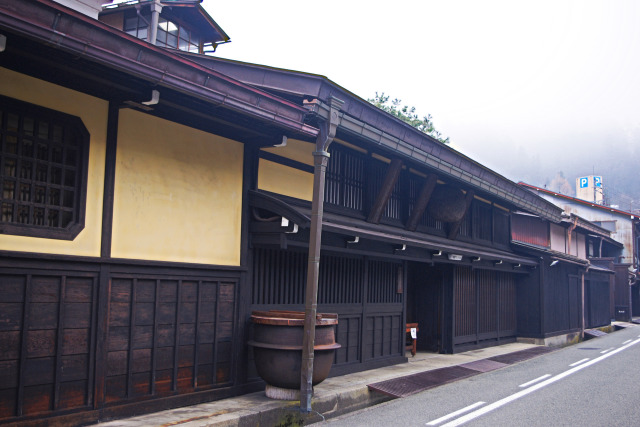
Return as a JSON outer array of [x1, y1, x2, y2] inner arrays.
[[0, 95, 90, 240]]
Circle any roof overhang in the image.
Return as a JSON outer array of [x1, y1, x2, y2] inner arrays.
[[185, 56, 564, 223], [249, 190, 538, 268], [512, 241, 589, 267], [0, 0, 316, 142]]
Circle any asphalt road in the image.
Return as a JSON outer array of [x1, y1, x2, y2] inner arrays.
[[322, 325, 640, 427]]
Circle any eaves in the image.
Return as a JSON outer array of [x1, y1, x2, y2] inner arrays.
[[186, 55, 564, 223], [0, 0, 317, 139]]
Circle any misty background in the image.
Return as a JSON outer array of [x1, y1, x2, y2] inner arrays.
[[206, 1, 640, 212]]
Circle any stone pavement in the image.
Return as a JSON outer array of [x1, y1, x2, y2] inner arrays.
[[95, 341, 540, 427]]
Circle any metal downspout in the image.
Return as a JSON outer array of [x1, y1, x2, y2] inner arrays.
[[148, 0, 162, 45], [300, 96, 343, 413]]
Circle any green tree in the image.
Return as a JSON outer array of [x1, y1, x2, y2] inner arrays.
[[368, 92, 449, 144]]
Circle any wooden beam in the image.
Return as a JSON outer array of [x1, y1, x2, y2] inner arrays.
[[447, 190, 475, 240], [405, 174, 437, 231], [367, 158, 403, 224]]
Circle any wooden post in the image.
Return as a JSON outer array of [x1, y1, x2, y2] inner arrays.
[[300, 97, 343, 413]]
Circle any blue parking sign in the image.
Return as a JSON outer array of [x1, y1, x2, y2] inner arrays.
[[579, 177, 588, 188], [594, 176, 602, 187]]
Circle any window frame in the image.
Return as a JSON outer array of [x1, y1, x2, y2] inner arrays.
[[0, 95, 90, 240]]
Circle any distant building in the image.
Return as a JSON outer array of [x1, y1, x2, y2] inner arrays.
[[520, 182, 640, 321], [575, 175, 604, 204]]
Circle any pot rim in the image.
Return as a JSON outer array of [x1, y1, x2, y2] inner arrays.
[[250, 310, 338, 326]]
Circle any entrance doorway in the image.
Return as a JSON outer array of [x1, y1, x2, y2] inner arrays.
[[407, 262, 444, 353]]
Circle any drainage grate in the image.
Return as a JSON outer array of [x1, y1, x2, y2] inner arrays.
[[460, 359, 508, 373], [584, 329, 608, 338], [368, 346, 555, 398], [487, 346, 555, 365], [368, 366, 478, 398]]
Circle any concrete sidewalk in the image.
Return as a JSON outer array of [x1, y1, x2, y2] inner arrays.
[[95, 342, 540, 427]]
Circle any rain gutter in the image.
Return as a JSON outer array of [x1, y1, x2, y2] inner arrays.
[[304, 98, 563, 223], [0, 0, 317, 138]]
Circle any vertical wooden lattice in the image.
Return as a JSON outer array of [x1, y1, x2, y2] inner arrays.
[[472, 201, 493, 242], [477, 269, 497, 335], [496, 272, 516, 334], [252, 248, 365, 306], [493, 209, 510, 246], [324, 145, 365, 212], [367, 260, 402, 304], [454, 267, 475, 338]]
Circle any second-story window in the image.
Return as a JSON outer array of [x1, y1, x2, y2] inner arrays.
[[123, 14, 149, 40], [123, 12, 201, 53], [156, 18, 200, 53]]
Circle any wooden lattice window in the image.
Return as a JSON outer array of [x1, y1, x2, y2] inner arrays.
[[493, 208, 510, 246], [472, 200, 493, 242], [325, 144, 365, 212], [0, 96, 89, 239]]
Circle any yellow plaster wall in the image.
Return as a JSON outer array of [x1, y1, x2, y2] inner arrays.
[[258, 139, 314, 201], [0, 67, 107, 257], [261, 138, 314, 166], [111, 109, 243, 265], [257, 159, 313, 201]]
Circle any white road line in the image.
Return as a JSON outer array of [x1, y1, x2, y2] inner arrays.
[[440, 337, 640, 427], [623, 339, 632, 344], [569, 358, 590, 367], [426, 402, 486, 426], [518, 374, 551, 388], [600, 347, 614, 354]]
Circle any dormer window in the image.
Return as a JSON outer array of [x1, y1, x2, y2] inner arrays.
[[100, 1, 230, 55], [156, 18, 200, 53]]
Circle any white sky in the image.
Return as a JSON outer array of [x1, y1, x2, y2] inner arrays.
[[204, 0, 640, 182]]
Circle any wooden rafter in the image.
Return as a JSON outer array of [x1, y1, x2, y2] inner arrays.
[[367, 158, 403, 224], [405, 174, 437, 231]]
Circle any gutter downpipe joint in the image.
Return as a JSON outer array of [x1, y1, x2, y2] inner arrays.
[[300, 96, 343, 413]]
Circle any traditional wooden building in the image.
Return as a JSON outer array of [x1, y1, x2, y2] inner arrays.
[[0, 0, 318, 423], [0, 1, 585, 424], [520, 182, 639, 320], [512, 212, 623, 345]]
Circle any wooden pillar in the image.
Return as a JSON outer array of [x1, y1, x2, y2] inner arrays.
[[96, 100, 120, 408], [300, 96, 343, 413]]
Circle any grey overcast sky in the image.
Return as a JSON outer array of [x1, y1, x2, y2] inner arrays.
[[204, 0, 640, 199]]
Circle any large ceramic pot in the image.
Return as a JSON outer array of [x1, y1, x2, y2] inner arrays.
[[249, 310, 340, 400]]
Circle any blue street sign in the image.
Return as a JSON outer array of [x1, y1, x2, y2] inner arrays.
[[579, 177, 588, 188], [594, 176, 602, 187]]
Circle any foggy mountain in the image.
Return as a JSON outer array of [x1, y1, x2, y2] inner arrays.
[[456, 129, 640, 213]]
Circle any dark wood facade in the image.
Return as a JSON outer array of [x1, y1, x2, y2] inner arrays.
[[0, 257, 246, 423], [249, 248, 404, 376], [512, 212, 620, 341]]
